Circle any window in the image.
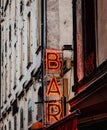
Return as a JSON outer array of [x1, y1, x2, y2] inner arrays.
[[9, 25, 11, 42], [20, 1, 23, 14], [20, 108, 24, 129], [82, 0, 96, 77], [9, 1, 11, 42], [74, 0, 96, 82], [12, 100, 18, 116], [37, 87, 43, 121], [27, 12, 31, 64], [14, 116, 17, 130], [9, 54, 11, 93], [20, 30, 23, 75], [37, 0, 41, 47], [2, 52, 4, 66], [9, 121, 11, 130], [1, 126, 3, 130], [5, 63, 7, 101], [14, 0, 17, 34], [15, 0, 16, 18], [28, 99, 32, 124], [5, 41, 7, 56], [4, 125, 6, 130], [14, 43, 17, 85]]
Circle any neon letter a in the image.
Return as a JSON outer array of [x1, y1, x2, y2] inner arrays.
[[46, 77, 61, 96]]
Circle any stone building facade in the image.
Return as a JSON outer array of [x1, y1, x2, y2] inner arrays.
[[0, 0, 42, 129]]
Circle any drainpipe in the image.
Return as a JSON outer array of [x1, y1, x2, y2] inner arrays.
[[41, 0, 47, 124], [72, 0, 78, 93], [43, 0, 47, 49], [0, 0, 1, 117], [41, 0, 47, 50]]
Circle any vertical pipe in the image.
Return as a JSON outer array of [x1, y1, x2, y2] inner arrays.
[[41, 0, 47, 49], [72, 0, 78, 93], [0, 1, 1, 117], [41, 0, 47, 124], [43, 0, 47, 49]]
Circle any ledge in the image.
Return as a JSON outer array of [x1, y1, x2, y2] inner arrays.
[[73, 60, 107, 92], [69, 71, 107, 108]]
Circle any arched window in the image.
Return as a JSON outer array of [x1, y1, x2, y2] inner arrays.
[[28, 99, 32, 124], [20, 108, 24, 129]]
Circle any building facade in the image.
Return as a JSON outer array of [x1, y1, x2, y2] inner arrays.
[[69, 0, 107, 130], [0, 0, 42, 129], [0, 0, 74, 130]]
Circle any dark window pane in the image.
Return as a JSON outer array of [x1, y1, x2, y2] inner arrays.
[[9, 121, 11, 130], [14, 116, 17, 130], [9, 25, 11, 41], [28, 100, 32, 124], [20, 108, 24, 128], [82, 0, 96, 76]]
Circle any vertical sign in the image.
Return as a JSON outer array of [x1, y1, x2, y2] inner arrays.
[[43, 49, 63, 125]]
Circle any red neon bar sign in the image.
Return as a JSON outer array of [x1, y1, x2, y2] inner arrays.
[[45, 49, 63, 124]]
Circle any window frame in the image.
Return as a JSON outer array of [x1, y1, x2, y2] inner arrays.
[[73, 0, 97, 91]]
